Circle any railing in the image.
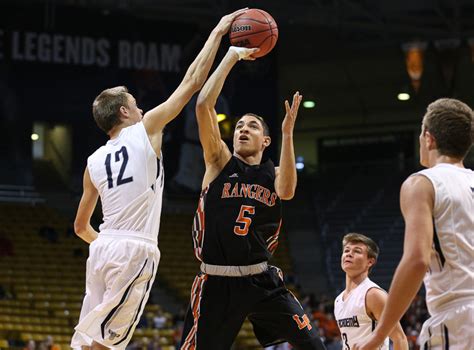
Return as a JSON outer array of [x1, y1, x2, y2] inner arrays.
[[0, 184, 45, 204]]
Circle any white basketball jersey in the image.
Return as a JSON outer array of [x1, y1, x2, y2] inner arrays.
[[87, 122, 164, 243], [334, 278, 389, 350], [414, 164, 474, 315]]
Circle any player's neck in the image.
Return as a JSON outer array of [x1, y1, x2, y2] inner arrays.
[[108, 124, 128, 140], [428, 153, 464, 168], [234, 152, 262, 166], [345, 272, 368, 294]]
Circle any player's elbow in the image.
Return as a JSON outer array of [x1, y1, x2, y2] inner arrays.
[[406, 253, 430, 272], [276, 179, 297, 200], [413, 246, 431, 268], [277, 187, 296, 200], [74, 220, 87, 237], [196, 93, 212, 110], [279, 193, 295, 201], [417, 257, 431, 271], [195, 97, 214, 122]]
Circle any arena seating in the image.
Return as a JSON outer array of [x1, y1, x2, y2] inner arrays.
[[0, 201, 293, 349], [312, 161, 413, 292], [0, 203, 83, 349]]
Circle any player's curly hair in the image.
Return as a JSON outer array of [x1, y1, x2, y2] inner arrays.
[[423, 98, 473, 159], [92, 86, 129, 134]]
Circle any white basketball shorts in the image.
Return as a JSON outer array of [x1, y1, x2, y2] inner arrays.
[[71, 235, 160, 350], [419, 299, 473, 350]]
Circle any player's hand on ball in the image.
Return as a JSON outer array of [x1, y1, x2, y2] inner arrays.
[[229, 46, 260, 61], [215, 8, 248, 35], [282, 91, 302, 135]]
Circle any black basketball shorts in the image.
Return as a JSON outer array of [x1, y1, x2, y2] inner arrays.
[[180, 265, 325, 350]]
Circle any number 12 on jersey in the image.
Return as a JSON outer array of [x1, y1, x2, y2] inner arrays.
[[234, 205, 255, 236], [105, 146, 133, 189]]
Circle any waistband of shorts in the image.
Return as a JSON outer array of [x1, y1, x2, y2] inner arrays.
[[99, 229, 157, 245], [200, 262, 268, 276]]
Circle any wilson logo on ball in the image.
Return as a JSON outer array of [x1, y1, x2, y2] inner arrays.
[[232, 25, 252, 33]]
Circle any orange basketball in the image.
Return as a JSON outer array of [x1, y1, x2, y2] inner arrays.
[[229, 9, 278, 58]]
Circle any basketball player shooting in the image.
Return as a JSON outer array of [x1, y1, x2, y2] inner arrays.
[[353, 99, 474, 350], [179, 46, 326, 350], [70, 8, 249, 350]]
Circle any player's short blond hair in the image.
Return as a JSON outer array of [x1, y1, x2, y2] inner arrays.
[[92, 86, 129, 134]]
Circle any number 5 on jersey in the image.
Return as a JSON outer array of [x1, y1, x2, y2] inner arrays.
[[234, 205, 255, 236]]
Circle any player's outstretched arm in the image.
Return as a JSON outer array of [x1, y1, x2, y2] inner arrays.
[[74, 167, 99, 244], [365, 288, 408, 350], [142, 9, 248, 144], [275, 92, 302, 200], [353, 175, 434, 350], [196, 47, 258, 166]]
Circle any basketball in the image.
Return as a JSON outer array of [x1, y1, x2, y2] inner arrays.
[[229, 9, 278, 58]]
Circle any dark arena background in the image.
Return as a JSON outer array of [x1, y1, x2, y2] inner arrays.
[[0, 0, 473, 349]]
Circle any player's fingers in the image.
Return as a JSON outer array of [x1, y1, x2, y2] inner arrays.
[[285, 100, 291, 114], [294, 95, 302, 112], [292, 92, 300, 110], [291, 92, 300, 114], [231, 7, 248, 18], [296, 93, 303, 105], [247, 48, 260, 58], [292, 92, 298, 103], [231, 46, 257, 60]]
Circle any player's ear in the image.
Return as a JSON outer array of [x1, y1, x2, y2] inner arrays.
[[119, 105, 129, 119], [425, 131, 437, 151], [263, 135, 271, 147], [367, 257, 376, 269]]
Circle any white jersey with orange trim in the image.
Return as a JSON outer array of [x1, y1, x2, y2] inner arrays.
[[87, 122, 164, 243], [334, 277, 389, 350], [414, 164, 474, 315]]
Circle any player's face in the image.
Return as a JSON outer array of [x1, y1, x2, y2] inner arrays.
[[233, 115, 269, 157], [124, 94, 144, 125], [341, 242, 374, 275]]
